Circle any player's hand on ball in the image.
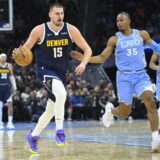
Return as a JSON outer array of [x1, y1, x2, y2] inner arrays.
[[12, 45, 22, 58], [12, 48, 18, 59], [12, 46, 33, 66], [75, 63, 86, 75]]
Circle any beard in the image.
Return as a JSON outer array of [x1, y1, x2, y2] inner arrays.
[[55, 20, 63, 26]]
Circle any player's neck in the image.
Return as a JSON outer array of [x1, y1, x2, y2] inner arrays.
[[122, 28, 132, 36], [48, 22, 63, 32]]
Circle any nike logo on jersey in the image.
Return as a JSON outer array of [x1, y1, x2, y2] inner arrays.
[[47, 33, 53, 36]]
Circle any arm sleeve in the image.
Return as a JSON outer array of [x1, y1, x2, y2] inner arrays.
[[148, 40, 160, 55], [10, 75, 17, 90]]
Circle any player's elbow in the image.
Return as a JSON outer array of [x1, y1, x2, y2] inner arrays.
[[149, 63, 155, 70], [84, 47, 92, 57], [88, 48, 92, 56], [99, 54, 106, 63], [149, 63, 152, 69]]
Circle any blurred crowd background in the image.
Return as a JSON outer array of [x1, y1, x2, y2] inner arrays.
[[0, 0, 160, 122]]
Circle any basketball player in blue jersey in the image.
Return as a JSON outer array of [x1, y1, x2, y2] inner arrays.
[[71, 12, 160, 152], [13, 2, 92, 154], [0, 53, 17, 130], [149, 53, 160, 133]]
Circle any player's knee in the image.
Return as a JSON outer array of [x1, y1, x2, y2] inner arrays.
[[52, 79, 67, 102], [144, 95, 154, 103], [144, 96, 157, 108], [141, 91, 154, 103], [54, 88, 67, 102]]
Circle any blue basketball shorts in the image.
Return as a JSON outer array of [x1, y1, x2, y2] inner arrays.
[[36, 66, 66, 102], [0, 84, 12, 103], [117, 70, 153, 105]]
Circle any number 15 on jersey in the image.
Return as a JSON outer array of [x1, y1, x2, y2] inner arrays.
[[53, 47, 63, 58]]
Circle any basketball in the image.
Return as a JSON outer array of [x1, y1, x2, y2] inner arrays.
[[13, 46, 33, 66]]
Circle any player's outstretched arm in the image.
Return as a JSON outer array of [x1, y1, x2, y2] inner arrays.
[[70, 51, 84, 61], [70, 36, 116, 64], [90, 36, 116, 63], [89, 36, 115, 63], [140, 30, 160, 54]]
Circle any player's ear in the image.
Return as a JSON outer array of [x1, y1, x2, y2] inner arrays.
[[48, 11, 51, 19], [129, 19, 131, 25], [127, 18, 131, 26]]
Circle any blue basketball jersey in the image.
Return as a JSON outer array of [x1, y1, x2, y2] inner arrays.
[[115, 29, 146, 71], [34, 22, 73, 82], [0, 63, 11, 85]]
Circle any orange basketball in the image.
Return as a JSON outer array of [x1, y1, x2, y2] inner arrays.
[[13, 46, 33, 66]]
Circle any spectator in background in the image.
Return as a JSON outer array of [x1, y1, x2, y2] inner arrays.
[[69, 90, 86, 120], [13, 93, 30, 121], [94, 79, 107, 94]]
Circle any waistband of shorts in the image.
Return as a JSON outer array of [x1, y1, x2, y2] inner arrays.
[[118, 69, 145, 73]]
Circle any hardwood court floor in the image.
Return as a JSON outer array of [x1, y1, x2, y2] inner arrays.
[[0, 120, 160, 160]]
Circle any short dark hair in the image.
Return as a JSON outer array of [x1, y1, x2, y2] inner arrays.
[[118, 12, 131, 20], [49, 2, 64, 11]]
